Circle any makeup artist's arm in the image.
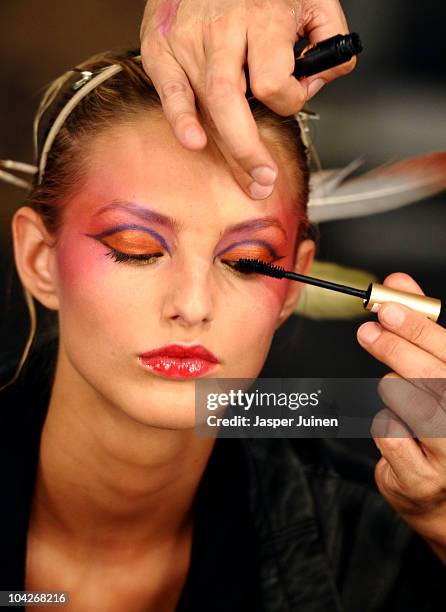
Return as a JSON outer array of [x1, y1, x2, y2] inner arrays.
[[139, 0, 355, 200], [356, 273, 446, 565]]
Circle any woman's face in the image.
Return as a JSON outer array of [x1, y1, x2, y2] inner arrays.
[[49, 114, 313, 428]]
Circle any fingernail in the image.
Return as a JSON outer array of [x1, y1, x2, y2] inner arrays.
[[358, 322, 382, 344], [307, 78, 325, 99], [249, 166, 277, 186], [248, 181, 274, 199], [381, 305, 405, 328], [184, 125, 204, 146]]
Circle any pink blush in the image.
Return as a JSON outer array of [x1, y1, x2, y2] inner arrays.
[[155, 0, 182, 35], [56, 233, 108, 290]]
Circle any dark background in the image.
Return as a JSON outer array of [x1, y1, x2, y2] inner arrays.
[[0, 1, 444, 456]]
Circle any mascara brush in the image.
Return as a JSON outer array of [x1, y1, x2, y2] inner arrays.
[[235, 258, 445, 327]]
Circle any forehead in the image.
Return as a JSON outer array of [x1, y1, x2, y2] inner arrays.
[[64, 114, 300, 229]]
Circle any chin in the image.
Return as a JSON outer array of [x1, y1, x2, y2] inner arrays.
[[98, 377, 202, 430]]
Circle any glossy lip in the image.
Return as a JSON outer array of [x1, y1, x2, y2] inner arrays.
[[140, 344, 219, 361], [138, 344, 219, 380]]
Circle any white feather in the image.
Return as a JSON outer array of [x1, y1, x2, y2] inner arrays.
[[308, 151, 446, 222]]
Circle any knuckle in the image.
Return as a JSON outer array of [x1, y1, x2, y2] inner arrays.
[[409, 318, 427, 345], [160, 79, 190, 102], [427, 363, 446, 380], [430, 379, 446, 404], [205, 77, 237, 108], [382, 477, 402, 498], [299, 3, 327, 29], [140, 36, 164, 62], [410, 480, 443, 507], [378, 469, 403, 498], [383, 337, 401, 362], [382, 435, 407, 454], [172, 110, 195, 129], [374, 458, 388, 484], [169, 26, 196, 53], [249, 75, 283, 101], [438, 338, 446, 361]]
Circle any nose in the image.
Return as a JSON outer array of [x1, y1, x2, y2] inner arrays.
[[162, 256, 214, 328]]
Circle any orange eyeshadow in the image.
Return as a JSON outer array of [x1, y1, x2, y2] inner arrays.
[[103, 230, 165, 255], [221, 246, 276, 263]]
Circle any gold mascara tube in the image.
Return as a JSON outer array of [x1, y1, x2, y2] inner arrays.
[[235, 259, 445, 326]]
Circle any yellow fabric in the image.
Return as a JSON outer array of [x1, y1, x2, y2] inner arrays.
[[294, 260, 379, 320]]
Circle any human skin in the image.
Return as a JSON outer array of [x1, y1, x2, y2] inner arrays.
[[140, 0, 355, 199], [357, 278, 446, 565], [12, 112, 314, 595]]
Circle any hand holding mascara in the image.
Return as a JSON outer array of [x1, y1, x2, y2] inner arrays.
[[244, 33, 363, 99], [235, 258, 445, 327], [293, 33, 363, 79]]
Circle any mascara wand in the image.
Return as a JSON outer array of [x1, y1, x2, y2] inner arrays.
[[235, 258, 446, 327]]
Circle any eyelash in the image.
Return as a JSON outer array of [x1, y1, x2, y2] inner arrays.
[[105, 248, 163, 265], [221, 255, 285, 275], [105, 247, 286, 275]]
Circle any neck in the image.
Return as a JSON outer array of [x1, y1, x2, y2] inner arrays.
[[29, 344, 216, 562]]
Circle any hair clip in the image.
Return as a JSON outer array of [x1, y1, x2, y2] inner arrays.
[[72, 69, 94, 91], [294, 109, 321, 171]]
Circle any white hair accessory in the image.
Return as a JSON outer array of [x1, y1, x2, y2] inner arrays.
[[35, 62, 124, 183]]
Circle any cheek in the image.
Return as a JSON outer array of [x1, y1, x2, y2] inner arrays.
[[219, 279, 285, 377], [55, 236, 152, 352]]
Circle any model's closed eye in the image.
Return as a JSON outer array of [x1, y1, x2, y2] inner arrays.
[[218, 240, 285, 274], [85, 226, 168, 266]]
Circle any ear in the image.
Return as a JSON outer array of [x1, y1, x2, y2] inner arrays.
[[275, 239, 315, 329], [12, 206, 60, 311]]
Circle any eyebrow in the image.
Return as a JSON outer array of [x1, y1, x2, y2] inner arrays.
[[92, 200, 180, 231], [221, 217, 288, 240], [93, 200, 287, 239]]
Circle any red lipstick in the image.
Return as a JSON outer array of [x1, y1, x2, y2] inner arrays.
[[138, 344, 219, 379]]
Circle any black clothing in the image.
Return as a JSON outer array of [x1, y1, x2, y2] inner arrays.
[[175, 437, 261, 611], [0, 339, 444, 611]]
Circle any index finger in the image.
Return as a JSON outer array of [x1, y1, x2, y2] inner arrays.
[[299, 0, 357, 97], [203, 11, 279, 199], [377, 301, 446, 365], [379, 271, 446, 360]]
